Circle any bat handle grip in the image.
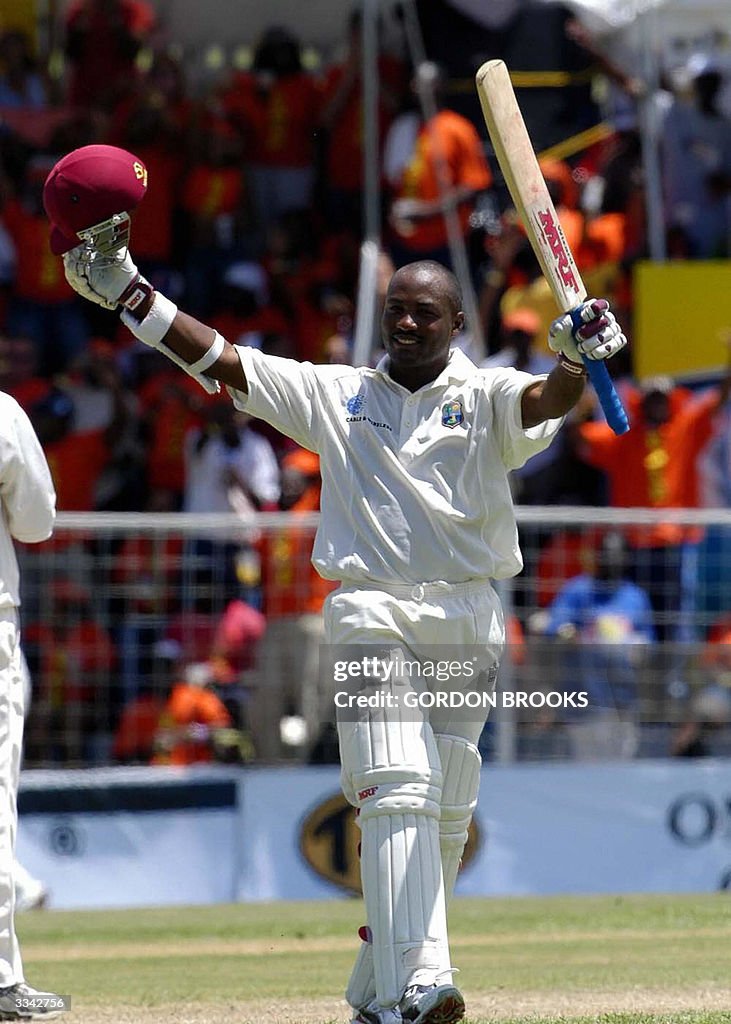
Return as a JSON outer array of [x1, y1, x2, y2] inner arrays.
[[569, 308, 630, 436]]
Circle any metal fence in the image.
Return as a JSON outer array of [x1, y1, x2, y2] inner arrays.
[[17, 508, 731, 768]]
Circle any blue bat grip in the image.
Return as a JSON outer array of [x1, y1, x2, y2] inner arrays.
[[569, 308, 629, 436]]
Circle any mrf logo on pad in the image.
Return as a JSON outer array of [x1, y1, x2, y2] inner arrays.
[[43, 144, 148, 255]]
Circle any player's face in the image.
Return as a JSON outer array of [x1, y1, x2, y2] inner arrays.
[[382, 268, 464, 388]]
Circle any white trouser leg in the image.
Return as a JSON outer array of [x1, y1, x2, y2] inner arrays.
[[0, 613, 25, 984]]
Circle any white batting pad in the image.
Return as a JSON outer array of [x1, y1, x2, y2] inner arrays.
[[360, 788, 450, 1007], [435, 734, 482, 900], [339, 676, 451, 1008]]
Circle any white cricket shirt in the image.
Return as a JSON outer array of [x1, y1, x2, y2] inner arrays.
[[0, 393, 56, 608], [229, 347, 561, 584]]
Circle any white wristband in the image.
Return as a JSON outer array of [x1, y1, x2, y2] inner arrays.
[[189, 331, 225, 375], [120, 291, 221, 395], [120, 291, 177, 346]]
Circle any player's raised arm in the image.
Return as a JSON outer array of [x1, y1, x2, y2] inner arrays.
[[42, 144, 247, 395], [63, 246, 248, 394]]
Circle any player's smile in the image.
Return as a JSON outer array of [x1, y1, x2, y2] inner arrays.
[[390, 331, 419, 347]]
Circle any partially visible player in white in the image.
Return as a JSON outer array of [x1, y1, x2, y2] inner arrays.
[[0, 391, 63, 1018], [51, 147, 626, 1024], [15, 654, 48, 913]]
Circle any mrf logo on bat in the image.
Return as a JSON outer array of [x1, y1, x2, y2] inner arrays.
[[531, 205, 582, 298]]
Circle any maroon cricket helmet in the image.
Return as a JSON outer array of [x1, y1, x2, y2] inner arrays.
[[43, 144, 148, 255]]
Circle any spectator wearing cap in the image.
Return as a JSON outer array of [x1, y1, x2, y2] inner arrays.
[[661, 53, 731, 257]]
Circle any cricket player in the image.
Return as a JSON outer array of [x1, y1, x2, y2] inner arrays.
[[47, 146, 626, 1024], [0, 391, 62, 1018]]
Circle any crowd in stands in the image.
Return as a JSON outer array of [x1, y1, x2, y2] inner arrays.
[[2, 0, 731, 765]]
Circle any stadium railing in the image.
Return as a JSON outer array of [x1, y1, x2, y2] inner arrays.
[[17, 508, 731, 768]]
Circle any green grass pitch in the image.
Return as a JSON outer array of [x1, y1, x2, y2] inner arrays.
[[16, 892, 731, 1023]]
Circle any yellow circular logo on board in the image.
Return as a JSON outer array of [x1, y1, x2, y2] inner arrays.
[[300, 792, 480, 894]]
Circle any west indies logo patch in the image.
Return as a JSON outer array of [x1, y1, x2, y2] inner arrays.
[[442, 399, 464, 428]]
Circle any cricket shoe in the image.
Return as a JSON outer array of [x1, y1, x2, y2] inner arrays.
[[351, 999, 403, 1024], [0, 983, 66, 1019], [399, 983, 465, 1024]]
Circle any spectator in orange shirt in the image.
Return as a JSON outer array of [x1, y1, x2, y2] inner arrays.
[[28, 389, 109, 512], [384, 62, 492, 268], [2, 157, 89, 374], [153, 660, 235, 766], [29, 349, 140, 511], [222, 26, 321, 235], [577, 363, 731, 641], [250, 447, 338, 760]]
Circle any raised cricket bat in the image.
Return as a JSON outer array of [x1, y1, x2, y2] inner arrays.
[[475, 60, 629, 435]]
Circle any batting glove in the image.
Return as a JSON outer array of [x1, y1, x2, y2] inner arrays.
[[63, 243, 153, 313], [548, 299, 627, 366]]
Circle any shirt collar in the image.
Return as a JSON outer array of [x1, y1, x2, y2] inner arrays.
[[374, 347, 477, 391]]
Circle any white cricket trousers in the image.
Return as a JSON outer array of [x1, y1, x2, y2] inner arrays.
[[324, 579, 504, 1008], [0, 610, 25, 985]]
